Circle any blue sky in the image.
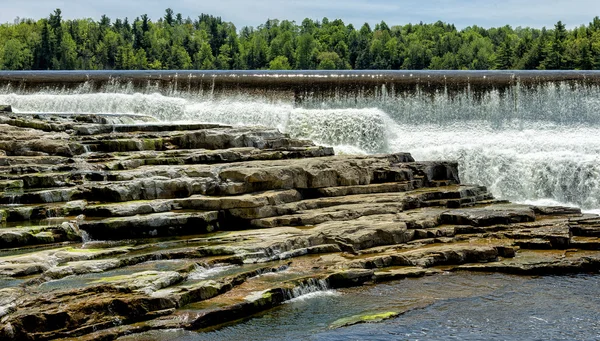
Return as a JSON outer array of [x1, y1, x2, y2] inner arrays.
[[2, 0, 600, 29]]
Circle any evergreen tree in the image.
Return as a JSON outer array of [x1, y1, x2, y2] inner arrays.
[[495, 40, 513, 69], [295, 33, 316, 69], [541, 21, 567, 69], [164, 8, 174, 26]]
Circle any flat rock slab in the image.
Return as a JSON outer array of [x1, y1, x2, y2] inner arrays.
[[440, 205, 536, 226]]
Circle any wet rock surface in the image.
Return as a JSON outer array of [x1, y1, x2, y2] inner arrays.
[[0, 110, 599, 340]]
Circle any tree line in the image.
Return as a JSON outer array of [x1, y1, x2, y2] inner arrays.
[[2, 8, 600, 71]]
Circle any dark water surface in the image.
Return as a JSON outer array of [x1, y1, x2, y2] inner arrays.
[[120, 273, 600, 341]]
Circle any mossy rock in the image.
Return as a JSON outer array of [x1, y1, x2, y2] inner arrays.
[[32, 231, 55, 244], [0, 180, 24, 191], [329, 311, 399, 329], [329, 300, 436, 329]]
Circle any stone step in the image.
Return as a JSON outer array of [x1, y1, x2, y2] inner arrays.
[[73, 126, 316, 150], [423, 193, 495, 208], [343, 243, 515, 271], [0, 187, 80, 205], [311, 181, 418, 197], [2, 112, 157, 126], [0, 146, 336, 189], [251, 202, 408, 228], [0, 172, 75, 189], [14, 182, 466, 222], [0, 200, 86, 222], [83, 138, 167, 153], [456, 249, 600, 275], [149, 146, 335, 166], [440, 204, 537, 227], [248, 186, 488, 228], [96, 146, 335, 170], [0, 221, 81, 249], [0, 162, 75, 176], [0, 114, 72, 132], [372, 266, 440, 282], [169, 128, 315, 150], [84, 199, 176, 218], [1, 217, 73, 229], [74, 122, 230, 135], [570, 236, 600, 250], [79, 211, 220, 240], [4, 153, 420, 203], [570, 215, 600, 237], [532, 206, 582, 216], [0, 180, 23, 191], [181, 270, 331, 329], [74, 157, 458, 201]]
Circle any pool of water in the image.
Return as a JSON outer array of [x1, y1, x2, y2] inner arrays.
[[120, 272, 600, 341]]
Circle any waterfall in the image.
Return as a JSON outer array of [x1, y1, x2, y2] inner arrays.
[[2, 70, 600, 209], [284, 278, 336, 302], [388, 122, 600, 210], [80, 230, 92, 246], [187, 264, 239, 281]]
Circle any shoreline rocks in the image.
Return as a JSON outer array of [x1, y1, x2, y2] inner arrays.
[[0, 109, 599, 340]]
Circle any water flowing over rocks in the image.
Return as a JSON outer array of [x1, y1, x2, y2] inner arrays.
[[1, 109, 600, 340]]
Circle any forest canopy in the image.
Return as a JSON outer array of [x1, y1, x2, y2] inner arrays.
[[1, 8, 600, 70]]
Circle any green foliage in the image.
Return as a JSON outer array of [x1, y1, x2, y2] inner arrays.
[[296, 33, 317, 69], [2, 10, 600, 70], [317, 51, 345, 69], [194, 41, 215, 69], [2, 38, 32, 69], [269, 55, 291, 70]]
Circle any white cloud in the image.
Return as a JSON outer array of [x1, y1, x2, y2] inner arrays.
[[1, 0, 599, 29]]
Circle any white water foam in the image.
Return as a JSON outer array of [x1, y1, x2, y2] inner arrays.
[[0, 89, 387, 153], [283, 278, 338, 302], [182, 101, 391, 152], [187, 264, 238, 281], [389, 122, 600, 210], [518, 198, 580, 208], [285, 290, 340, 303], [0, 92, 187, 121]]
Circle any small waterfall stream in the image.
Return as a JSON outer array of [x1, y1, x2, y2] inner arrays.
[[284, 278, 335, 302]]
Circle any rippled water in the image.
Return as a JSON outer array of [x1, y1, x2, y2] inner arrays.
[[119, 273, 600, 341]]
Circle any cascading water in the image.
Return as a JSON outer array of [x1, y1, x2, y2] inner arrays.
[[2, 70, 600, 210], [389, 123, 600, 210], [284, 278, 335, 302], [0, 83, 391, 154]]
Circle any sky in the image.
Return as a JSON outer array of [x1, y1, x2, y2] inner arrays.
[[1, 0, 600, 30]]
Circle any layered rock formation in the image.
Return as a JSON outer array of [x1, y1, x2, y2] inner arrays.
[[1, 109, 599, 340]]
